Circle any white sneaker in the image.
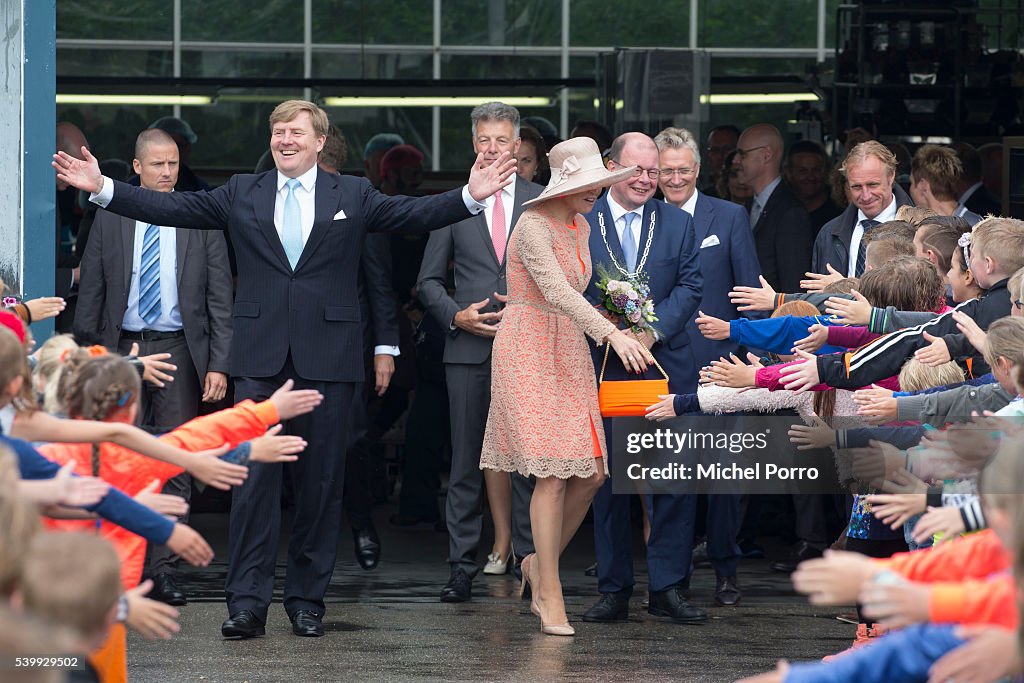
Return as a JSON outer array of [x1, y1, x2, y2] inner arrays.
[[482, 552, 510, 575]]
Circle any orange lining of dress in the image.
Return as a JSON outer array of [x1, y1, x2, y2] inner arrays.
[[564, 219, 586, 277]]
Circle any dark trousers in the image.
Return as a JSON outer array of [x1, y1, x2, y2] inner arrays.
[[593, 418, 696, 594], [397, 345, 448, 521], [445, 362, 534, 576], [704, 494, 741, 576], [224, 355, 355, 621], [119, 334, 199, 577], [343, 381, 375, 530]]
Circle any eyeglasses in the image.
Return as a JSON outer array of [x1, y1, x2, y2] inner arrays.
[[659, 167, 697, 179], [610, 159, 660, 180], [734, 145, 768, 158], [706, 145, 734, 155]]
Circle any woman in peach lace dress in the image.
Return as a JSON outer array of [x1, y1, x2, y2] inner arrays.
[[480, 137, 653, 636]]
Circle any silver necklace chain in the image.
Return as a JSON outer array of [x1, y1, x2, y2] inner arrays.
[[598, 211, 655, 278]]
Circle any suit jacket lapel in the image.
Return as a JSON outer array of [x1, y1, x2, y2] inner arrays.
[[752, 187, 775, 236], [499, 178, 532, 266], [475, 199, 500, 266], [294, 168, 337, 272], [121, 216, 136, 295], [175, 228, 190, 288], [692, 194, 713, 245], [254, 172, 291, 271]]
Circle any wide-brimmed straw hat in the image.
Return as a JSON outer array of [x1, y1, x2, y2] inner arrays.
[[522, 137, 636, 207]]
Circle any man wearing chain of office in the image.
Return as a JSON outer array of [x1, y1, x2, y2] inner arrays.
[[581, 132, 706, 625]]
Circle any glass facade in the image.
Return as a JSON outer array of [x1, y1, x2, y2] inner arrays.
[[56, 0, 834, 172]]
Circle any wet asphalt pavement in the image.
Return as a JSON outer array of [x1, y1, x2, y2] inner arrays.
[[127, 509, 850, 682]]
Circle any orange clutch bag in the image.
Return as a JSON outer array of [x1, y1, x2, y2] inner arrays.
[[597, 343, 670, 417]]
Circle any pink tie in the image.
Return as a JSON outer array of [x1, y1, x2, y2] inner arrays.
[[492, 191, 507, 262]]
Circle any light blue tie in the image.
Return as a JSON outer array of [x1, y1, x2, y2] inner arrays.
[[138, 223, 162, 326], [621, 212, 638, 272], [282, 178, 303, 269]]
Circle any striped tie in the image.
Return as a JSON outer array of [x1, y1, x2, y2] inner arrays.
[[138, 223, 162, 326], [855, 219, 881, 276]]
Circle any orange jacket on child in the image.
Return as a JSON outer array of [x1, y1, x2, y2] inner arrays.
[[41, 399, 279, 591], [874, 529, 1016, 628]]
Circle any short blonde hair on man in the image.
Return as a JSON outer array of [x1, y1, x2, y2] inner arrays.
[[839, 140, 898, 177], [971, 217, 1024, 275], [898, 358, 965, 393], [269, 100, 329, 139], [911, 144, 963, 201], [653, 126, 701, 164]]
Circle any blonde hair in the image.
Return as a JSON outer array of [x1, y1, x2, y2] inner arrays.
[[0, 327, 34, 413], [911, 144, 963, 201], [19, 532, 122, 641], [0, 488, 40, 598], [32, 334, 78, 413], [971, 217, 1024, 275], [269, 100, 329, 139], [898, 358, 965, 393], [895, 204, 939, 226], [983, 317, 1024, 370], [839, 140, 898, 177], [1009, 266, 1024, 303]]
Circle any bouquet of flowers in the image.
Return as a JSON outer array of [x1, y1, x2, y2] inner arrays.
[[594, 263, 658, 334]]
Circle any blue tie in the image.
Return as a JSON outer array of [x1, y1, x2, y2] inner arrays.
[[621, 212, 638, 272], [855, 219, 881, 276], [138, 223, 162, 327], [282, 178, 303, 269]]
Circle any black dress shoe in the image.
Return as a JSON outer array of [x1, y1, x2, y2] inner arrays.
[[440, 568, 472, 603], [584, 562, 598, 577], [291, 610, 324, 637], [770, 541, 824, 573], [738, 538, 765, 559], [581, 592, 630, 622], [714, 574, 741, 606], [648, 586, 707, 623], [221, 610, 265, 639], [148, 573, 186, 607], [352, 523, 381, 571], [691, 540, 711, 568]]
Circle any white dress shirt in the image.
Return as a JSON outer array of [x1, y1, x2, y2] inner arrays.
[[274, 165, 318, 245], [605, 192, 643, 256], [848, 193, 898, 277], [677, 189, 699, 217], [122, 221, 182, 332]]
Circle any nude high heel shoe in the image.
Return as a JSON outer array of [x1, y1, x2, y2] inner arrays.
[[519, 553, 540, 617], [540, 622, 575, 636]]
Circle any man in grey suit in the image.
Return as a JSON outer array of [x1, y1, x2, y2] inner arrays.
[[417, 102, 542, 602], [74, 128, 233, 606]]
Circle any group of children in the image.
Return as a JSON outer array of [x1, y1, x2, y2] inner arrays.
[[647, 211, 1024, 682], [0, 310, 323, 682]]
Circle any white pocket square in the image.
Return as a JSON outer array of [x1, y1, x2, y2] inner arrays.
[[700, 235, 720, 248], [332, 210, 348, 220]]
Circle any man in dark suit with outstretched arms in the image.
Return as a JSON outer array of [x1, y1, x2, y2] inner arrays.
[[53, 99, 516, 639]]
